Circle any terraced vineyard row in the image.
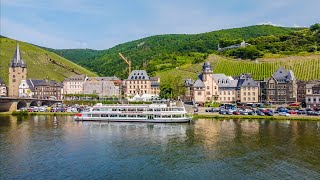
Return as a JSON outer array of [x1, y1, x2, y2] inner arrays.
[[157, 55, 320, 82], [213, 58, 320, 80]]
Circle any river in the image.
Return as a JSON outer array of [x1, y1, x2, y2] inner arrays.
[[1, 116, 320, 179]]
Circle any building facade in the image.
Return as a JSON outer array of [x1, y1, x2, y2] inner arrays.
[[63, 75, 87, 95], [83, 76, 121, 98], [20, 79, 63, 100], [8, 44, 27, 97], [297, 80, 307, 103], [124, 70, 160, 96], [305, 81, 320, 108], [266, 67, 297, 104], [238, 78, 260, 103], [192, 62, 260, 105], [18, 79, 33, 98], [0, 78, 7, 97]]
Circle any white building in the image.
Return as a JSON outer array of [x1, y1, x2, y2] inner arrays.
[[0, 78, 7, 97], [63, 74, 87, 95], [18, 79, 33, 98]]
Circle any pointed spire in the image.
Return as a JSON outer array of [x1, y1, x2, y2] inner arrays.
[[10, 44, 26, 68], [13, 44, 22, 63]]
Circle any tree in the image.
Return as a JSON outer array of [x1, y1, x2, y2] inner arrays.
[[159, 76, 185, 100], [310, 23, 320, 32]]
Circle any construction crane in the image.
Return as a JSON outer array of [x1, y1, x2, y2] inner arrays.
[[118, 53, 131, 75]]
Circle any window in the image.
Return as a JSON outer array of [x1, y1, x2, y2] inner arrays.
[[248, 97, 251, 101], [207, 86, 209, 90], [244, 97, 246, 101], [228, 97, 230, 100], [13, 75, 15, 78], [253, 92, 255, 96], [228, 91, 230, 95], [248, 87, 251, 91], [253, 97, 255, 101], [198, 92, 202, 95], [224, 97, 226, 100], [244, 92, 246, 95], [232, 97, 235, 101], [248, 92, 250, 95], [12, 79, 16, 82]]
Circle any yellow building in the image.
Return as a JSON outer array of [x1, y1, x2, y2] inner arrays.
[[193, 62, 260, 105], [8, 44, 27, 97], [125, 70, 160, 96]]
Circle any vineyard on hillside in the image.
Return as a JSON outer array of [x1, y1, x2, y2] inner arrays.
[[156, 54, 320, 82]]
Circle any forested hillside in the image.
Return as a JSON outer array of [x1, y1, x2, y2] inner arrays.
[[48, 25, 301, 78]]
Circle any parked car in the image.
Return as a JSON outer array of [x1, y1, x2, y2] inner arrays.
[[297, 110, 307, 114], [288, 110, 297, 115], [219, 109, 227, 115], [265, 111, 274, 116], [248, 111, 256, 115], [279, 112, 290, 116], [233, 111, 241, 115], [240, 111, 248, 115], [307, 111, 320, 116], [256, 111, 265, 116]]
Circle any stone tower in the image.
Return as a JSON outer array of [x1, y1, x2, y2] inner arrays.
[[201, 62, 213, 82], [8, 44, 27, 97]]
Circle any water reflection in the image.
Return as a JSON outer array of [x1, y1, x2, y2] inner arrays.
[[1, 116, 320, 179]]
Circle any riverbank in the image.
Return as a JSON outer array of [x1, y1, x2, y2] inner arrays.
[[193, 114, 320, 121], [0, 112, 76, 116]]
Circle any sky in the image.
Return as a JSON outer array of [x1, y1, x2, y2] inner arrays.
[[1, 0, 319, 50]]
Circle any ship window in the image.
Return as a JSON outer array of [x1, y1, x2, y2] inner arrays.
[[92, 114, 100, 117], [137, 115, 146, 118], [101, 114, 108, 117], [110, 114, 117, 117], [128, 115, 136, 118], [119, 114, 127, 118], [93, 108, 100, 111]]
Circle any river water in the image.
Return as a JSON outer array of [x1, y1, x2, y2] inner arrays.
[[1, 116, 320, 179]]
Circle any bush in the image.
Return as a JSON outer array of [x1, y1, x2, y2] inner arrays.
[[12, 110, 28, 116]]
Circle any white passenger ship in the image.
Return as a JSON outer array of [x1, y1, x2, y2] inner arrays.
[[74, 103, 191, 123]]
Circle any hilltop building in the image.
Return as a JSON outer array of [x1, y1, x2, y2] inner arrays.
[[265, 67, 297, 104], [124, 70, 160, 99], [63, 75, 87, 95], [192, 62, 260, 105], [0, 78, 7, 97], [218, 40, 250, 51], [83, 76, 122, 98], [8, 44, 27, 97]]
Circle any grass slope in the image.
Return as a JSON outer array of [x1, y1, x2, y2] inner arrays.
[[156, 54, 320, 82], [0, 37, 97, 84]]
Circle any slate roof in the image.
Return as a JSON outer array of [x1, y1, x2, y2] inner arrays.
[[272, 67, 295, 82], [9, 44, 26, 68], [27, 79, 62, 91], [240, 78, 259, 87], [184, 78, 195, 87], [193, 79, 205, 88], [87, 76, 120, 81], [128, 70, 149, 80], [64, 74, 87, 81]]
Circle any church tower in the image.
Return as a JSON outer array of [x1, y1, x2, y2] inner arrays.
[[201, 62, 213, 82], [8, 44, 27, 97]]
